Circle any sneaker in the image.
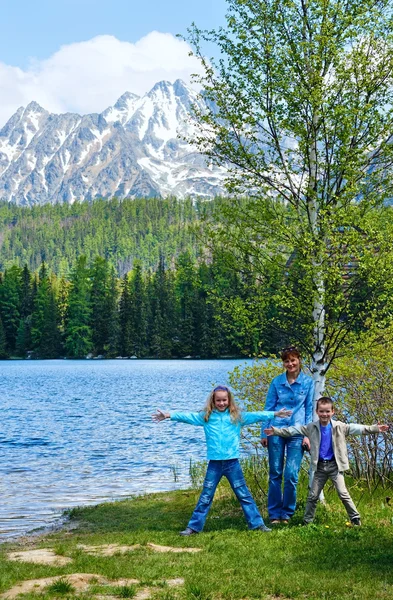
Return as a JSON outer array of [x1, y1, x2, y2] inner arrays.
[[270, 519, 280, 525], [351, 518, 362, 526], [253, 524, 272, 532], [281, 519, 289, 525], [179, 527, 199, 536]]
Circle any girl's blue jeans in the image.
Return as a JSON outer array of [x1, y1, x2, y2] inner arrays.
[[267, 435, 304, 520], [187, 458, 265, 532]]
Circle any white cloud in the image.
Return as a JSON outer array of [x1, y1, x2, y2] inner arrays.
[[0, 31, 204, 126]]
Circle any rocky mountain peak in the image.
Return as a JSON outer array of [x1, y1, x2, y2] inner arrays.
[[24, 100, 47, 114], [113, 91, 140, 110], [0, 80, 227, 205]]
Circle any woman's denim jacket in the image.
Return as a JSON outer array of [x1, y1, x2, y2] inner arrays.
[[260, 370, 314, 439], [171, 409, 275, 460]]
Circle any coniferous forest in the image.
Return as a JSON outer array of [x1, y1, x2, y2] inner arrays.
[[0, 197, 280, 359]]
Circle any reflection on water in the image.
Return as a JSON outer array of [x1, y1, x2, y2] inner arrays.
[[0, 358, 251, 539]]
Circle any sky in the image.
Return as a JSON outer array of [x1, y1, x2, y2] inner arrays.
[[0, 0, 227, 126]]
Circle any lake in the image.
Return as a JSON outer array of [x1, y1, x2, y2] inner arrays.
[[0, 358, 253, 539]]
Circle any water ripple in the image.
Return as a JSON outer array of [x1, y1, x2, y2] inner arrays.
[[0, 358, 251, 539]]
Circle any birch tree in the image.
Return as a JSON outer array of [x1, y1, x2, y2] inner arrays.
[[187, 0, 393, 396]]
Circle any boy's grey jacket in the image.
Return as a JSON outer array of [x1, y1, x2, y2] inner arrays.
[[270, 420, 380, 472]]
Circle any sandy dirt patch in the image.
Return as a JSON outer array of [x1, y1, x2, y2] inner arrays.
[[76, 544, 140, 556], [1, 573, 185, 600], [76, 543, 201, 556], [0, 573, 111, 598], [147, 543, 201, 553], [7, 549, 72, 565]]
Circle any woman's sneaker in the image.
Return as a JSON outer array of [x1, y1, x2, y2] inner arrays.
[[253, 524, 272, 532], [180, 527, 199, 536]]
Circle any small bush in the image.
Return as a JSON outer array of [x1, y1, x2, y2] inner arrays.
[[113, 585, 137, 598], [46, 578, 74, 595]]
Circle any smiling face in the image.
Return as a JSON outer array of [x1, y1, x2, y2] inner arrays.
[[213, 390, 230, 411], [316, 402, 335, 426], [283, 353, 301, 378]]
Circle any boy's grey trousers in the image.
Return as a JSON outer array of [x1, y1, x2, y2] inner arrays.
[[304, 459, 360, 523]]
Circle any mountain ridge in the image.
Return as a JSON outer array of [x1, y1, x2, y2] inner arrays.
[[0, 80, 226, 205]]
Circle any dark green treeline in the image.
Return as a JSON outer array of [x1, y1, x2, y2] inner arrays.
[[0, 251, 273, 359], [0, 197, 208, 274]]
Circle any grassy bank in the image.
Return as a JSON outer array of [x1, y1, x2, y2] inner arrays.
[[0, 472, 392, 600]]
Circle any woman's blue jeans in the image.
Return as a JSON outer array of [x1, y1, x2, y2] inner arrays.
[[188, 459, 265, 532], [267, 435, 304, 520]]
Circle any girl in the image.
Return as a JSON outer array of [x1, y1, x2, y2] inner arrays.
[[261, 346, 314, 524], [152, 384, 292, 535]]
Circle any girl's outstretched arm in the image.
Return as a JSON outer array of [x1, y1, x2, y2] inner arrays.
[[152, 409, 170, 422]]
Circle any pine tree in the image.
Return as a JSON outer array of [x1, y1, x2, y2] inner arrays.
[[129, 263, 147, 357], [90, 257, 119, 356], [119, 273, 133, 356], [64, 256, 92, 358], [31, 263, 61, 358], [0, 265, 23, 354], [15, 264, 34, 357], [149, 256, 177, 358], [0, 315, 8, 359], [175, 252, 198, 357]]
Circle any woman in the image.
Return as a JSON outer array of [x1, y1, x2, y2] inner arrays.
[[261, 346, 314, 524]]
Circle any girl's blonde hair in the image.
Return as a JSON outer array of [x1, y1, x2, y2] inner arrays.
[[203, 386, 241, 422]]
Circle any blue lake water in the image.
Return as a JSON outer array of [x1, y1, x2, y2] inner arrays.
[[0, 358, 253, 539]]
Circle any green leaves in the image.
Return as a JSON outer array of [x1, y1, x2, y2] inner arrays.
[[185, 0, 393, 371]]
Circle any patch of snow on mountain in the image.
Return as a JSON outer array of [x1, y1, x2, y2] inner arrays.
[[0, 141, 15, 161], [27, 155, 37, 170], [26, 111, 40, 133], [38, 168, 48, 192], [136, 98, 155, 140], [57, 130, 68, 146], [91, 127, 111, 150], [78, 143, 93, 164]]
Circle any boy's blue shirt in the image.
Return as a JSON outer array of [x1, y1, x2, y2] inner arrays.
[[319, 422, 334, 460], [261, 370, 314, 438], [170, 408, 275, 460]]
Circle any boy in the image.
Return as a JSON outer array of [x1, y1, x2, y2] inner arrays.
[[264, 397, 389, 526]]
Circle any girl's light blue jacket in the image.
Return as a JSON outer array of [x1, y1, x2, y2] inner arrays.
[[170, 409, 275, 460]]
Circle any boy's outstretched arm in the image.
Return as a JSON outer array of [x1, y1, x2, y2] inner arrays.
[[378, 424, 389, 432], [263, 424, 309, 438], [152, 409, 170, 422], [346, 423, 390, 436]]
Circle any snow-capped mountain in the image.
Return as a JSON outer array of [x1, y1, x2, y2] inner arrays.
[[0, 80, 227, 205]]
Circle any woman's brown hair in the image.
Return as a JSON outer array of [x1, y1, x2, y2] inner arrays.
[[280, 346, 301, 362]]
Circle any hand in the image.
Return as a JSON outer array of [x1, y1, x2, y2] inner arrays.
[[261, 438, 269, 447], [275, 408, 292, 418], [302, 436, 311, 451], [152, 409, 170, 422], [378, 423, 389, 432], [264, 427, 274, 437]]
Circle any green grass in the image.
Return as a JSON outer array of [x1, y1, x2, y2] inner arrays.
[[46, 578, 75, 595], [0, 471, 392, 600]]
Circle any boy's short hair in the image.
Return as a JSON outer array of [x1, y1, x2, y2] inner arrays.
[[316, 396, 334, 410]]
